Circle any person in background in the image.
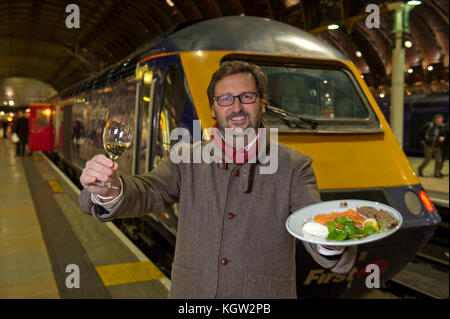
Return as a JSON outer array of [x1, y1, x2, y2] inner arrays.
[[418, 114, 446, 178], [2, 117, 8, 138], [438, 120, 449, 176], [12, 110, 29, 157]]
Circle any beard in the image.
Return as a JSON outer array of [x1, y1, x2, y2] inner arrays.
[[214, 108, 264, 147], [216, 109, 263, 134]]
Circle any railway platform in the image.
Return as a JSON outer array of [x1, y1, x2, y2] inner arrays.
[[0, 138, 170, 299], [1, 134, 448, 299]]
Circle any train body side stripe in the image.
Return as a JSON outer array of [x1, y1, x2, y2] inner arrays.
[[138, 52, 178, 65]]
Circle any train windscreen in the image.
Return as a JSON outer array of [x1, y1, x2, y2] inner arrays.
[[261, 66, 379, 131]]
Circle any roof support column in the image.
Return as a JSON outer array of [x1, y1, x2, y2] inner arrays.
[[389, 2, 407, 148]]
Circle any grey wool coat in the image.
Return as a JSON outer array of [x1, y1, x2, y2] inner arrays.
[[79, 130, 357, 299]]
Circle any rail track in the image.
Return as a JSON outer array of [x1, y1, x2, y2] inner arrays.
[[385, 204, 449, 299]]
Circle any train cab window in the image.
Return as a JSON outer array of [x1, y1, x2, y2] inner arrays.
[[261, 66, 377, 131], [153, 64, 186, 168]]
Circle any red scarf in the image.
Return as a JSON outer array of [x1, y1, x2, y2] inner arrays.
[[211, 123, 262, 165]]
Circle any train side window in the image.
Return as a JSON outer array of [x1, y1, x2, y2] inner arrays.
[[136, 80, 153, 175], [153, 64, 186, 168]]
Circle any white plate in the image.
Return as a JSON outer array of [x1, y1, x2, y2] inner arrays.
[[286, 200, 403, 246]]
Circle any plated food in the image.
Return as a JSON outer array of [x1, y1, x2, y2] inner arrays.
[[303, 207, 399, 241], [286, 200, 403, 246]]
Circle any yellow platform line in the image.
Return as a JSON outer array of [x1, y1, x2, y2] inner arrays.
[[48, 180, 64, 193], [95, 261, 166, 287]]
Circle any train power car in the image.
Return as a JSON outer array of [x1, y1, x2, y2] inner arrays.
[[48, 16, 441, 298]]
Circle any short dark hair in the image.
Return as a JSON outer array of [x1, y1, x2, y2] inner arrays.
[[207, 61, 268, 107]]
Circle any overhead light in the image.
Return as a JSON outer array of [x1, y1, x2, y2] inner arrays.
[[285, 0, 300, 6], [166, 0, 174, 7], [327, 24, 340, 30], [407, 1, 422, 5], [8, 100, 14, 106], [404, 40, 412, 48], [355, 51, 362, 57], [408, 68, 413, 73], [5, 88, 13, 97], [0, 111, 4, 116], [379, 93, 385, 98], [427, 65, 434, 71], [3, 101, 7, 105]]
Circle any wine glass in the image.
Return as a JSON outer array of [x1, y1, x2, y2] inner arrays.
[[95, 119, 133, 188]]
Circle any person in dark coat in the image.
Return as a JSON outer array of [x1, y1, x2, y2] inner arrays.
[[2, 118, 8, 138], [12, 110, 29, 157], [439, 122, 449, 176], [418, 114, 446, 178]]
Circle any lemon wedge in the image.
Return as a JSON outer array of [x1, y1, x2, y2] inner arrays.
[[363, 218, 379, 232]]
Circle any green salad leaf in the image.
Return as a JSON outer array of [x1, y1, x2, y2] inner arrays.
[[324, 215, 383, 241]]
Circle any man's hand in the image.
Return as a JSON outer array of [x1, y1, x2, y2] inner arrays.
[[321, 245, 344, 250], [80, 154, 121, 200], [439, 136, 445, 142]]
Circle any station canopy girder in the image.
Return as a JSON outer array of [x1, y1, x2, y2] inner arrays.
[[0, 0, 447, 93]]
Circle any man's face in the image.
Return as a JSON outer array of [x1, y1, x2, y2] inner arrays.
[[211, 72, 265, 134], [435, 117, 443, 126]]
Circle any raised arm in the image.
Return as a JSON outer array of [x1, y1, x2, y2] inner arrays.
[[78, 154, 181, 222]]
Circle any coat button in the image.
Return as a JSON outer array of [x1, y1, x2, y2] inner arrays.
[[221, 258, 228, 265], [227, 212, 235, 219], [234, 170, 239, 176]]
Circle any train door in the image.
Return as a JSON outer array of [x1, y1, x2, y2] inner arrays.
[[149, 63, 188, 234], [133, 70, 156, 175], [29, 104, 53, 151], [152, 64, 187, 169]]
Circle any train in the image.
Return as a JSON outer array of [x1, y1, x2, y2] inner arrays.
[[37, 16, 441, 298]]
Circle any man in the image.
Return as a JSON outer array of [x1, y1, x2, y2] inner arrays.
[[2, 117, 8, 138], [78, 61, 356, 298], [439, 121, 448, 176], [12, 110, 29, 157], [418, 114, 446, 178]]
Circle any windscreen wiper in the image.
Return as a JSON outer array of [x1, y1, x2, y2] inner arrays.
[[265, 104, 318, 129]]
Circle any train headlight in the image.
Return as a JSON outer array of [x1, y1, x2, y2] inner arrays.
[[404, 190, 423, 215], [419, 190, 434, 212]]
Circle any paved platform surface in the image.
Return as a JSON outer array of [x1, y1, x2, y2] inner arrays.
[[0, 138, 170, 298]]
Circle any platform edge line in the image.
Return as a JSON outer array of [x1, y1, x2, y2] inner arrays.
[[39, 152, 159, 266]]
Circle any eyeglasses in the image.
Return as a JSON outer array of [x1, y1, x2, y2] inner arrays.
[[213, 92, 260, 107]]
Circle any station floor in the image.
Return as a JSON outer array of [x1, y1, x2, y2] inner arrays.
[[0, 138, 170, 298], [0, 135, 448, 299]]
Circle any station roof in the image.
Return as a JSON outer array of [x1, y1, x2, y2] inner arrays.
[[0, 0, 448, 92]]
